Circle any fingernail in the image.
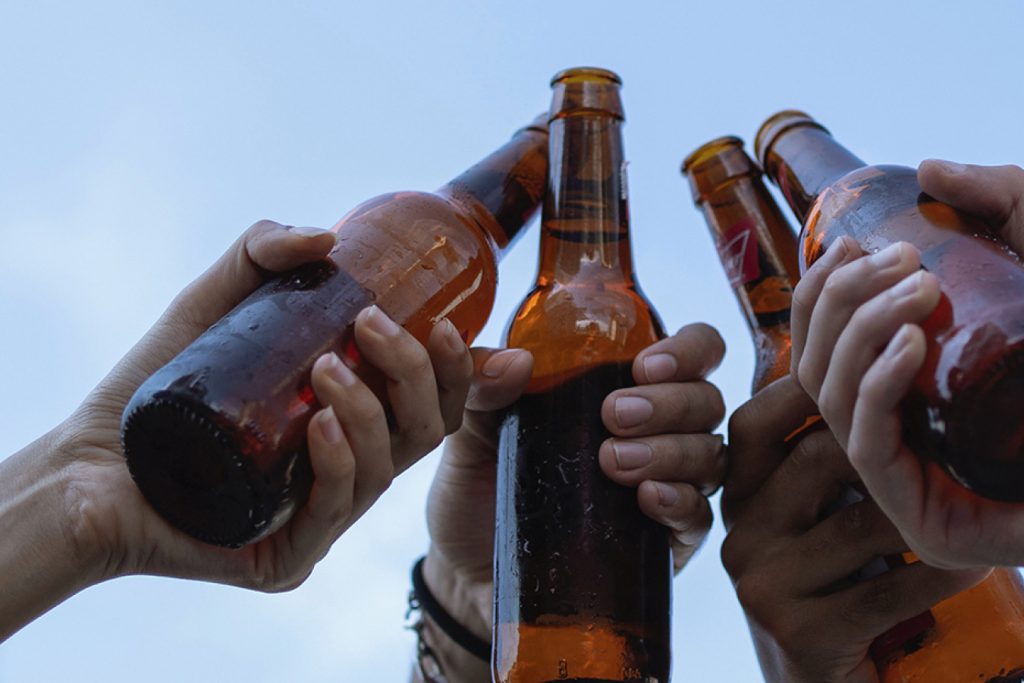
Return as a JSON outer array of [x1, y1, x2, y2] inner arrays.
[[482, 349, 522, 378], [613, 440, 652, 470], [364, 305, 401, 337], [890, 270, 924, 298], [325, 352, 358, 386], [441, 319, 466, 354], [930, 159, 967, 175], [885, 324, 915, 358], [289, 226, 331, 237], [317, 407, 343, 444], [642, 353, 677, 384], [653, 482, 680, 507], [869, 242, 905, 268], [614, 396, 654, 429]]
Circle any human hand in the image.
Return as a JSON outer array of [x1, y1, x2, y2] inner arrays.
[[788, 161, 1024, 569], [721, 377, 988, 683], [50, 220, 474, 589], [419, 324, 728, 680]]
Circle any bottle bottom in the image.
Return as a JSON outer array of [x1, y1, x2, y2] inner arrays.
[[122, 397, 307, 547], [493, 620, 668, 683]]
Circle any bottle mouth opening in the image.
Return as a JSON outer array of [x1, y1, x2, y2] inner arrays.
[[754, 110, 828, 168], [550, 66, 622, 86], [681, 136, 746, 175]]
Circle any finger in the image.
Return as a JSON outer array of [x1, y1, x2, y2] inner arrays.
[[167, 221, 336, 334], [822, 562, 990, 642], [751, 428, 858, 533], [632, 323, 726, 384], [798, 242, 922, 401], [918, 160, 1024, 229], [443, 348, 534, 467], [790, 236, 861, 379], [353, 305, 444, 472], [426, 319, 475, 434], [285, 405, 359, 567], [599, 434, 726, 496], [723, 376, 820, 514], [818, 270, 941, 446], [310, 352, 393, 515], [846, 325, 929, 547], [602, 381, 725, 437], [638, 481, 712, 571], [790, 500, 908, 593]]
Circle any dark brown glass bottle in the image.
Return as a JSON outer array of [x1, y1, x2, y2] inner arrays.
[[493, 68, 670, 683], [752, 115, 1024, 681], [755, 110, 1024, 502], [121, 118, 548, 548]]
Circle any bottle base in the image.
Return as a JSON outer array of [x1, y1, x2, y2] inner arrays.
[[121, 397, 302, 547]]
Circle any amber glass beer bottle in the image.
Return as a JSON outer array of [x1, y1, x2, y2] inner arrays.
[[121, 118, 548, 547], [749, 118, 1024, 681], [493, 68, 670, 683], [681, 136, 798, 393], [754, 110, 1024, 502]]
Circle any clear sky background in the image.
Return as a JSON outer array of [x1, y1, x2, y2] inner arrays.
[[2, 1, 1023, 681]]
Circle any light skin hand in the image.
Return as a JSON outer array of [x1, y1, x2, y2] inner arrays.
[[721, 377, 988, 683], [788, 161, 1024, 569], [0, 220, 473, 642], [418, 324, 728, 682]]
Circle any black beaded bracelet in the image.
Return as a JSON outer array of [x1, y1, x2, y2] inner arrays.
[[410, 556, 492, 662]]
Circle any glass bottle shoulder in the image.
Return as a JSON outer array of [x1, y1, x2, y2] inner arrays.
[[505, 280, 664, 360]]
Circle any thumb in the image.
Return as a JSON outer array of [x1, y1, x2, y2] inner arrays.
[[99, 221, 336, 402], [164, 220, 337, 334], [443, 348, 533, 466], [918, 160, 1024, 250]]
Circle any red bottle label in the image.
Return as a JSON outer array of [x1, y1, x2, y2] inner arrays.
[[717, 217, 761, 286]]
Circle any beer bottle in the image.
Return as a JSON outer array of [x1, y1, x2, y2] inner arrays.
[[747, 119, 1024, 681], [754, 110, 1024, 502], [493, 68, 670, 683], [121, 117, 548, 548], [681, 136, 799, 393]]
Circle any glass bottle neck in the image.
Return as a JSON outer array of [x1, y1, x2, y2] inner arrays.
[[760, 121, 866, 223], [537, 114, 634, 286], [439, 117, 548, 256]]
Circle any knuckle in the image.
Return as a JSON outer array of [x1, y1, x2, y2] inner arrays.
[[790, 279, 815, 316], [720, 531, 747, 577], [796, 355, 819, 395], [846, 580, 902, 622], [351, 391, 386, 424], [728, 399, 762, 442], [702, 382, 726, 424], [835, 501, 875, 541], [1005, 164, 1024, 186], [816, 388, 837, 423], [788, 430, 835, 472]]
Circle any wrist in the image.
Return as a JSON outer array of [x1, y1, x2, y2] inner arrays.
[[0, 426, 107, 640], [419, 550, 492, 682], [422, 549, 491, 643]]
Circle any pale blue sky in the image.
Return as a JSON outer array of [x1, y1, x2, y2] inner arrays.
[[2, 1, 1023, 681]]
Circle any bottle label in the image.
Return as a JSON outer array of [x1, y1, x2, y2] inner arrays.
[[717, 217, 761, 286]]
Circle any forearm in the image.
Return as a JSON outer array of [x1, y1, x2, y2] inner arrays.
[[0, 429, 101, 641]]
